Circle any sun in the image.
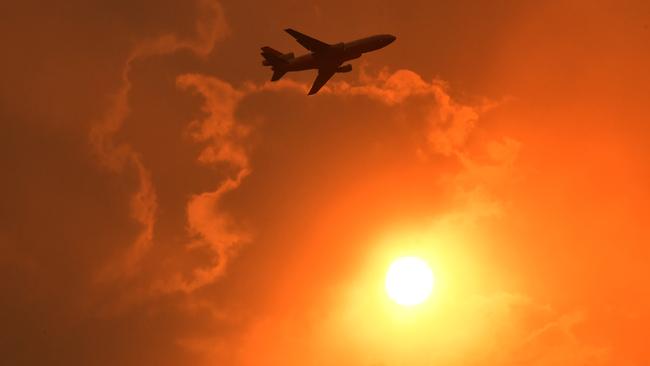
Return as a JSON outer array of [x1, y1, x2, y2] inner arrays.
[[385, 256, 435, 306]]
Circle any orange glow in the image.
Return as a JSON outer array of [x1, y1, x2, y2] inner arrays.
[[4, 1, 650, 365]]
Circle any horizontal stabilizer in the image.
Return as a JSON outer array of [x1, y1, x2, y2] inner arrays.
[[271, 70, 287, 82], [261, 46, 290, 65]]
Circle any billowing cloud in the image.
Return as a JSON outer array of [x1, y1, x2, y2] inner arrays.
[[159, 74, 250, 293], [329, 69, 483, 157], [90, 0, 228, 283], [165, 68, 570, 366], [149, 66, 495, 297], [171, 67, 614, 366], [3, 1, 649, 365]]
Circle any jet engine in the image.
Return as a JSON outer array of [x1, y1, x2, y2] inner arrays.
[[336, 64, 352, 73]]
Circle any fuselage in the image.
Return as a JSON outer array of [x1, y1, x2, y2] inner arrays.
[[284, 34, 396, 72]]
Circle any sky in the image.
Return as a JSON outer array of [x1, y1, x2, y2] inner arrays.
[[1, 0, 649, 365]]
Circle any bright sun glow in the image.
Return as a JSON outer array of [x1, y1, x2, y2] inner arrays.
[[385, 256, 434, 306]]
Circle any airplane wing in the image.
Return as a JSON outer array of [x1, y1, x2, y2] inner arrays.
[[308, 68, 337, 95], [285, 28, 331, 53]]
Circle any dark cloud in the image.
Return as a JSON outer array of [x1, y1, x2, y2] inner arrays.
[[1, 1, 230, 364]]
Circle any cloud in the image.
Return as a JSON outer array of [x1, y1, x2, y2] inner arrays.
[[459, 293, 610, 366], [154, 74, 251, 293], [328, 69, 482, 157], [250, 69, 486, 158], [4, 2, 647, 365], [79, 22, 580, 363], [161, 67, 509, 295], [90, 0, 228, 283], [162, 68, 531, 365], [167, 69, 607, 366], [515, 311, 610, 366], [83, 56, 526, 364], [178, 74, 249, 169]]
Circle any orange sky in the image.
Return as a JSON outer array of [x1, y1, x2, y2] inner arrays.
[[2, 1, 649, 365]]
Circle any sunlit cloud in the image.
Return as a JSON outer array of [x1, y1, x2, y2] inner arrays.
[[90, 0, 228, 283]]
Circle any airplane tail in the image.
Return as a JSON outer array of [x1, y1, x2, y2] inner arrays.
[[260, 46, 293, 81], [270, 69, 287, 81]]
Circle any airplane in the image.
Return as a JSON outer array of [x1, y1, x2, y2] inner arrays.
[[261, 29, 396, 95]]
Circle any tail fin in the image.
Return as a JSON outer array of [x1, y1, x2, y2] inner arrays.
[[261, 47, 293, 82], [261, 46, 292, 66]]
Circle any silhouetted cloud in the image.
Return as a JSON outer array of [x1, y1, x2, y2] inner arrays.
[[146, 73, 253, 292], [90, 0, 228, 283]]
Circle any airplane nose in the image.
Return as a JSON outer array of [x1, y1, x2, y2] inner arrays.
[[387, 35, 396, 44]]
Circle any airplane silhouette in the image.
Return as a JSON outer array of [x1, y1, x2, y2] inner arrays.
[[261, 29, 396, 95]]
